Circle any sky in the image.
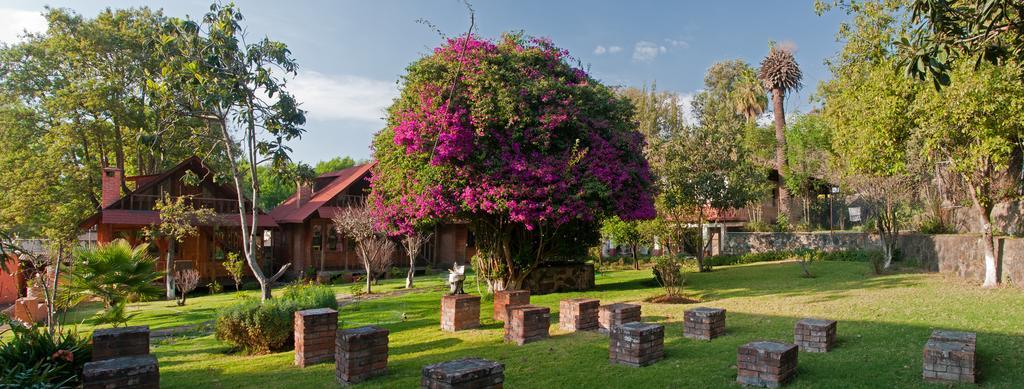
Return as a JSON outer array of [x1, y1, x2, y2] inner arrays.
[[0, 1, 849, 163]]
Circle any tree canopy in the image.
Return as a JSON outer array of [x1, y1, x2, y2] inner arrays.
[[369, 33, 655, 289]]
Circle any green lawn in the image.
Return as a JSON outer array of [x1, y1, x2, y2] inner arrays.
[[76, 261, 1024, 388]]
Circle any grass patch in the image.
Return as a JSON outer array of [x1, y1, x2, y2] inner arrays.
[[56, 261, 1024, 387]]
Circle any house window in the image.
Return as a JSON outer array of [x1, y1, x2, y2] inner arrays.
[[328, 231, 339, 251], [312, 225, 322, 251]]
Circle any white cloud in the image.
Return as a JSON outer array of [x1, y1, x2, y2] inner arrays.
[[594, 45, 622, 55], [664, 38, 689, 49], [0, 8, 46, 44], [289, 70, 399, 122], [632, 41, 667, 62]]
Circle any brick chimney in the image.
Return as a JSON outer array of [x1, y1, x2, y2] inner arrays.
[[101, 167, 123, 209], [296, 183, 314, 208]]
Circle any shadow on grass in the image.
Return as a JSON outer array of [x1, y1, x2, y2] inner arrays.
[[158, 310, 1024, 388]]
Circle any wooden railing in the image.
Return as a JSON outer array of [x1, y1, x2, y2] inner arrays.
[[112, 194, 244, 214], [324, 195, 367, 208]]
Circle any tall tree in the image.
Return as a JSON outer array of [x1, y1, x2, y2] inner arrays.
[[758, 45, 804, 221], [159, 3, 304, 300], [369, 34, 655, 291], [0, 7, 220, 239], [913, 62, 1024, 287]]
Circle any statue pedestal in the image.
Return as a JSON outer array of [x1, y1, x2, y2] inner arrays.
[[441, 294, 480, 332]]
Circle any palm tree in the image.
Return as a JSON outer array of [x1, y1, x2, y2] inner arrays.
[[732, 68, 766, 122], [758, 44, 802, 221], [66, 239, 162, 309]]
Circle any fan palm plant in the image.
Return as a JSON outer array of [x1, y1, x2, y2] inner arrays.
[[66, 239, 162, 309], [758, 44, 802, 220], [732, 68, 767, 122]]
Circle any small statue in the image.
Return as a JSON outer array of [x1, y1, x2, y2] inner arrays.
[[448, 263, 466, 295]]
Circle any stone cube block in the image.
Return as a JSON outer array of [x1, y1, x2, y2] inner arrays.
[[82, 355, 159, 389], [794, 318, 837, 353], [684, 307, 726, 341], [422, 358, 504, 389], [609, 322, 664, 367], [559, 298, 600, 331], [737, 341, 799, 388], [598, 303, 641, 332], [923, 330, 976, 384], [441, 294, 481, 332], [294, 308, 338, 368], [336, 325, 389, 384], [492, 290, 529, 322], [504, 305, 550, 345], [92, 326, 150, 361]]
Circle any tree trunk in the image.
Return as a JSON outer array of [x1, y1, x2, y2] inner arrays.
[[364, 260, 373, 294], [772, 88, 791, 220], [631, 244, 639, 270], [970, 194, 999, 288], [406, 249, 416, 289], [166, 240, 176, 300]]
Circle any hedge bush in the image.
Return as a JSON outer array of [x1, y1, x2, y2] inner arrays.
[[215, 283, 338, 355]]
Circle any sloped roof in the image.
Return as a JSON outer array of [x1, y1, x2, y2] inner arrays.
[[269, 162, 375, 224], [80, 156, 275, 229]]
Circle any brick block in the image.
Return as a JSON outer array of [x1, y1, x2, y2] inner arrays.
[[492, 290, 530, 322], [504, 305, 550, 345], [598, 303, 641, 332], [422, 358, 504, 389], [609, 322, 664, 367], [441, 294, 481, 332], [92, 326, 150, 361], [83, 355, 159, 389], [736, 341, 799, 388], [294, 308, 338, 368], [794, 318, 837, 353], [684, 307, 726, 341], [336, 325, 389, 384], [923, 330, 976, 384], [559, 298, 600, 331]]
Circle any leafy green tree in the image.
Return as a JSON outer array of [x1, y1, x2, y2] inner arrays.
[[661, 125, 766, 272], [900, 0, 1024, 88], [158, 3, 305, 300], [758, 44, 804, 220], [784, 113, 833, 226], [146, 194, 215, 299], [913, 62, 1024, 287], [601, 216, 652, 270], [315, 157, 357, 175], [66, 239, 162, 310], [818, 0, 922, 269], [0, 7, 220, 240]]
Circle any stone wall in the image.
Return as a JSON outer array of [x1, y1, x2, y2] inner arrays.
[[723, 231, 1024, 287], [898, 233, 1024, 285], [723, 232, 880, 254], [522, 262, 594, 295]]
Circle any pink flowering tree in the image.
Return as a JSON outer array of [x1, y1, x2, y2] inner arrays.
[[369, 33, 655, 290]]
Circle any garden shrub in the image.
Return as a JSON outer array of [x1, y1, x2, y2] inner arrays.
[[0, 318, 91, 388], [651, 256, 685, 297], [706, 249, 883, 267], [214, 283, 338, 354]]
